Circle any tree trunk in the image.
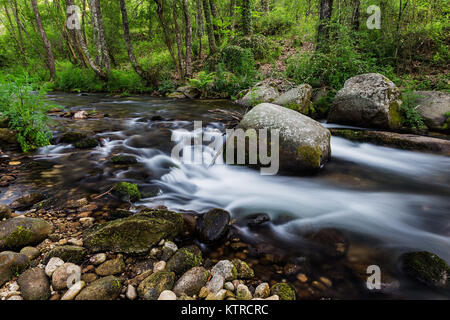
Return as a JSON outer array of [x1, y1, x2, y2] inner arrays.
[[119, 0, 152, 82], [172, 0, 185, 79], [202, 0, 216, 53], [241, 0, 252, 35], [209, 0, 220, 43], [92, 0, 110, 73], [181, 0, 193, 78], [316, 0, 333, 51], [31, 0, 56, 79], [66, 0, 107, 79], [351, 0, 360, 31], [196, 0, 204, 57], [261, 0, 269, 12]]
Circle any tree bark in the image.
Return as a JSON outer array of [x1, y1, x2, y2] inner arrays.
[[241, 0, 252, 35], [196, 0, 204, 57], [202, 0, 216, 53], [316, 0, 333, 51], [351, 0, 360, 31], [181, 0, 193, 77], [209, 0, 220, 43], [172, 0, 185, 79], [92, 0, 110, 73], [119, 0, 152, 82], [31, 0, 56, 79]]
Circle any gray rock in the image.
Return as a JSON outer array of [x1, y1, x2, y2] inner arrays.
[[9, 193, 45, 211], [89, 253, 107, 265], [206, 273, 225, 294], [126, 284, 137, 300], [51, 263, 81, 290], [45, 257, 64, 277], [43, 245, 86, 264], [236, 284, 252, 300], [273, 84, 313, 114], [137, 271, 175, 300], [95, 257, 125, 276], [75, 275, 122, 300], [414, 91, 450, 131], [158, 289, 177, 300], [0, 217, 53, 250], [166, 245, 202, 275], [238, 103, 331, 173], [19, 246, 40, 260], [176, 86, 201, 99], [18, 268, 51, 300], [161, 241, 178, 261], [328, 73, 403, 129], [211, 260, 237, 281], [0, 251, 29, 286], [61, 280, 85, 300], [237, 85, 279, 107], [173, 266, 209, 296], [254, 282, 270, 298]]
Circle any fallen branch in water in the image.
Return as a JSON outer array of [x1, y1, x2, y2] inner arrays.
[[93, 186, 114, 199]]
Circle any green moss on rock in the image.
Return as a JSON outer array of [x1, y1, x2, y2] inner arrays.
[[112, 182, 141, 202], [60, 132, 87, 143], [297, 145, 322, 169], [166, 245, 202, 275], [43, 245, 87, 264], [270, 283, 296, 300], [401, 251, 450, 289], [74, 138, 99, 149], [110, 155, 138, 165], [232, 259, 254, 279], [138, 271, 175, 300]]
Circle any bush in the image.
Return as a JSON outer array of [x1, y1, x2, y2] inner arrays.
[[210, 64, 256, 98], [0, 73, 53, 152], [220, 45, 255, 77], [400, 90, 425, 129], [106, 69, 147, 93], [254, 9, 294, 36], [230, 34, 270, 60], [55, 61, 103, 92]]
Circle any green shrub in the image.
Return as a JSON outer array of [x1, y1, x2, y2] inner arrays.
[[210, 64, 256, 98], [254, 8, 294, 36], [106, 69, 147, 93], [400, 90, 425, 129], [0, 73, 53, 152], [55, 61, 103, 92], [188, 71, 216, 97], [230, 34, 270, 60], [220, 45, 255, 77]]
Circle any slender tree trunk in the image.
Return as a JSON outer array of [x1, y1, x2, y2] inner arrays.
[[119, 0, 152, 82], [92, 0, 110, 73], [31, 0, 56, 79], [196, 0, 204, 57], [3, 2, 23, 53], [81, 0, 87, 41], [89, 0, 101, 66], [229, 0, 235, 31], [209, 0, 220, 43], [172, 0, 185, 79], [66, 0, 107, 79], [202, 0, 216, 53], [181, 0, 193, 78], [316, 0, 333, 51], [241, 0, 252, 35], [9, 0, 24, 49], [351, 0, 360, 31]]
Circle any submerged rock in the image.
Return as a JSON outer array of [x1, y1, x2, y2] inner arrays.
[[196, 208, 230, 244], [0, 217, 53, 250], [0, 251, 29, 286], [10, 193, 46, 211], [83, 209, 183, 254], [0, 204, 12, 220], [112, 182, 141, 202], [328, 73, 403, 129], [60, 131, 88, 144], [18, 268, 51, 300], [305, 228, 349, 258], [238, 103, 331, 173], [414, 91, 450, 131], [75, 276, 122, 300], [74, 138, 99, 149], [138, 271, 175, 300], [110, 155, 138, 165], [400, 251, 450, 290]]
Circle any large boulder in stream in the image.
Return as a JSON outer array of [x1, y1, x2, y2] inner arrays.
[[413, 91, 450, 131], [83, 209, 183, 254], [0, 217, 53, 250], [238, 103, 331, 173], [328, 73, 404, 129]]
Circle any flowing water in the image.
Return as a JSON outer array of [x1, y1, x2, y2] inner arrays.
[[4, 92, 450, 299]]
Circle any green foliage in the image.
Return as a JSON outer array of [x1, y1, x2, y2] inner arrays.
[[106, 69, 147, 93], [400, 90, 425, 129], [210, 64, 256, 98], [113, 182, 141, 202], [0, 73, 53, 152], [254, 8, 294, 36], [188, 71, 216, 96], [55, 62, 103, 92], [220, 45, 255, 77]]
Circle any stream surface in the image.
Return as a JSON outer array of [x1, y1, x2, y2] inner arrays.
[[4, 92, 450, 299]]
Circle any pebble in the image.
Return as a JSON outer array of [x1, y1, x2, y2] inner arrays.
[[312, 280, 327, 291], [45, 257, 65, 277], [206, 273, 224, 294], [199, 287, 209, 298], [296, 273, 308, 283], [153, 261, 166, 273], [236, 284, 252, 300], [158, 290, 177, 300], [89, 253, 107, 265], [7, 295, 23, 300], [224, 282, 235, 291], [206, 289, 227, 300], [52, 263, 81, 290], [211, 260, 237, 281], [254, 282, 270, 298], [19, 247, 40, 260], [126, 284, 137, 300], [68, 238, 83, 246], [61, 281, 85, 300], [320, 277, 332, 287]]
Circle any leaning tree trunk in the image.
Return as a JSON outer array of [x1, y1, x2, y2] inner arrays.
[[172, 0, 185, 79], [241, 0, 252, 35], [92, 0, 110, 73], [352, 0, 360, 31], [119, 0, 152, 82], [181, 0, 193, 78], [66, 0, 107, 79], [31, 0, 56, 79], [196, 0, 204, 58], [202, 0, 216, 53], [316, 0, 333, 51]]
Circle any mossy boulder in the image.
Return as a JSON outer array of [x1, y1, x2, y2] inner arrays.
[[232, 259, 254, 279], [74, 138, 99, 149], [112, 182, 141, 202], [0, 251, 29, 286], [0, 217, 53, 250], [43, 245, 87, 264], [137, 271, 175, 300], [414, 91, 450, 131], [110, 155, 138, 165], [166, 245, 202, 275], [75, 275, 122, 300], [196, 208, 230, 244], [60, 131, 88, 144], [238, 103, 331, 173], [270, 283, 296, 300], [273, 84, 313, 115], [83, 209, 183, 254], [400, 251, 450, 290], [328, 73, 404, 129], [10, 193, 46, 211], [237, 85, 279, 107]]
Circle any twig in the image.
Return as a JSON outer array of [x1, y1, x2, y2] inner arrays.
[[93, 186, 114, 199]]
